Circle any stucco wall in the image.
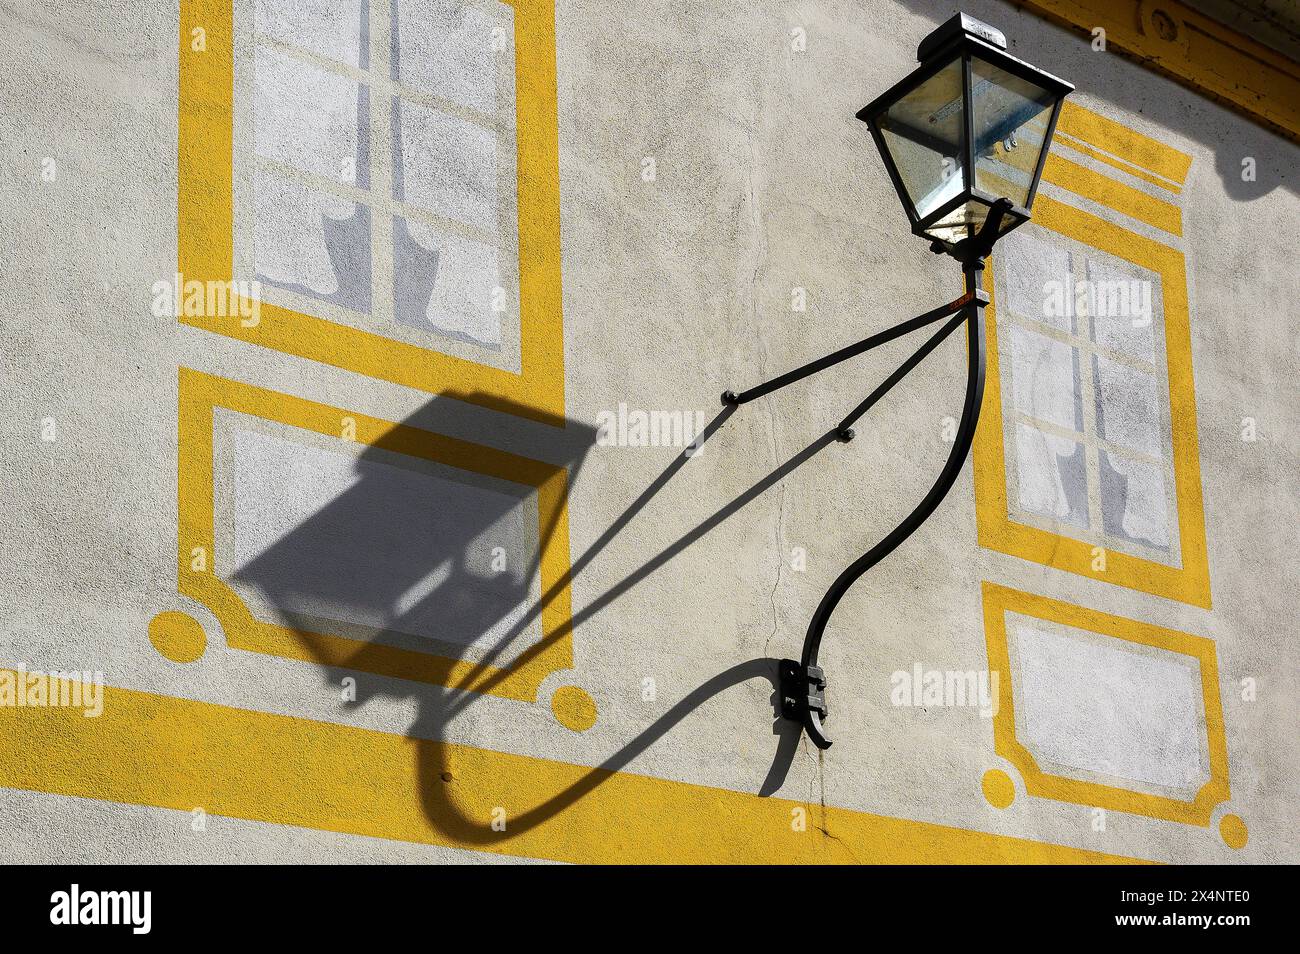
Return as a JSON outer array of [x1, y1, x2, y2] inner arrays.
[[0, 0, 1295, 863]]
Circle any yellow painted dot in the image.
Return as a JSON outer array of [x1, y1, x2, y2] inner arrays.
[[551, 685, 597, 733], [148, 611, 207, 663], [1219, 814, 1248, 850], [982, 769, 1016, 809]]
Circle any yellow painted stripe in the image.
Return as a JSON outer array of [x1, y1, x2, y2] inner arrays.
[[1042, 153, 1183, 236], [1058, 101, 1192, 185], [0, 677, 1150, 864], [1055, 131, 1182, 195], [178, 0, 233, 283]]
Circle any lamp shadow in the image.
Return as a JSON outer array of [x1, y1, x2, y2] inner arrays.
[[230, 391, 826, 845]]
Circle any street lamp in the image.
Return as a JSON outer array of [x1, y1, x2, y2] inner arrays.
[[860, 12, 1072, 257], [722, 14, 1072, 749]]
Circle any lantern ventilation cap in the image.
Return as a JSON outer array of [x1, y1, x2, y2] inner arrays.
[[916, 13, 1007, 62]]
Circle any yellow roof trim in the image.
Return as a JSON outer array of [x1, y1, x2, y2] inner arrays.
[[1013, 0, 1300, 143]]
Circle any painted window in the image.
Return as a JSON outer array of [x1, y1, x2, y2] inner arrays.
[[177, 369, 579, 702], [981, 582, 1229, 827], [242, 0, 521, 355], [178, 0, 566, 422], [972, 103, 1211, 607], [995, 226, 1178, 563]]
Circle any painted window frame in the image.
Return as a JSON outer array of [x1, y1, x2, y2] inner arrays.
[[178, 0, 566, 425], [177, 368, 574, 702], [972, 114, 1211, 607], [981, 582, 1230, 826]]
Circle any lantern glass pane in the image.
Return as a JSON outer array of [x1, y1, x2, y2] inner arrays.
[[877, 57, 966, 221], [924, 199, 987, 244], [971, 56, 1058, 209]]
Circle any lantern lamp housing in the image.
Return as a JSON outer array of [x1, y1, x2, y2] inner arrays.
[[857, 13, 1074, 258]]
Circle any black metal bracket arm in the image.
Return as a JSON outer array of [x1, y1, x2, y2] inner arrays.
[[758, 11, 1071, 753], [724, 259, 991, 751], [721, 292, 976, 413]]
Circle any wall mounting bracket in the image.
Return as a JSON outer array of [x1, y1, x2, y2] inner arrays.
[[725, 260, 989, 750]]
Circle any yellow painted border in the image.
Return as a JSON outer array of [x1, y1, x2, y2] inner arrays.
[[980, 101, 1189, 235], [1042, 152, 1182, 235], [1045, 103, 1192, 238], [1056, 100, 1192, 186], [0, 671, 1151, 864], [178, 0, 566, 425], [973, 193, 1211, 607], [178, 368, 573, 702], [981, 582, 1230, 826], [1053, 132, 1181, 196]]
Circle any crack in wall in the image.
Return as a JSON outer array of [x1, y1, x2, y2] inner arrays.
[[736, 122, 787, 662]]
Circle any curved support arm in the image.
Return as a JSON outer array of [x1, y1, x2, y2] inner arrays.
[[797, 272, 988, 749]]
